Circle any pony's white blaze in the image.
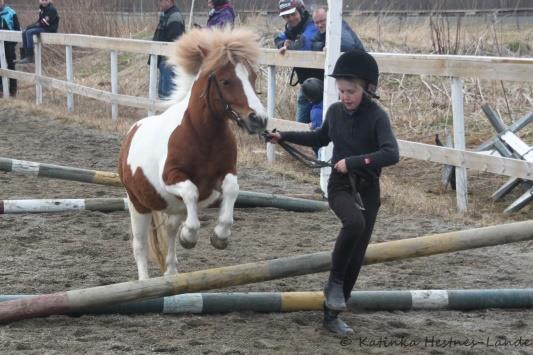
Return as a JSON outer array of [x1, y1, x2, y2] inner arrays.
[[235, 63, 267, 118]]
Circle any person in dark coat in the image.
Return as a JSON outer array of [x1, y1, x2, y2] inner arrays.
[[207, 0, 236, 29], [15, 0, 59, 64], [0, 0, 20, 97], [266, 50, 399, 336], [151, 0, 185, 98]]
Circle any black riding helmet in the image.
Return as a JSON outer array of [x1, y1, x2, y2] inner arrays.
[[329, 49, 380, 99], [301, 78, 323, 103]]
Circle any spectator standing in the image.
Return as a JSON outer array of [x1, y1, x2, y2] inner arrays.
[[14, 0, 59, 65], [0, 0, 20, 97], [311, 7, 365, 52], [151, 0, 185, 98], [207, 0, 236, 29], [274, 0, 322, 124]]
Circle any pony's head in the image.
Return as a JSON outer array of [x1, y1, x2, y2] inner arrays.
[[169, 27, 267, 134]]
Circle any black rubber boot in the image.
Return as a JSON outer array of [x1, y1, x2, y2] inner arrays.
[[324, 275, 347, 311], [16, 48, 34, 64], [323, 304, 354, 336], [13, 48, 26, 63]]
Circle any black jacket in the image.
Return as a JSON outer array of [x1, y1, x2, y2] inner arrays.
[[153, 6, 185, 43], [31, 3, 59, 33], [151, 6, 185, 65], [281, 100, 399, 186]]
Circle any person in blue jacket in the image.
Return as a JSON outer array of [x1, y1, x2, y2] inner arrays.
[[311, 7, 365, 52], [274, 0, 321, 124], [0, 0, 20, 97]]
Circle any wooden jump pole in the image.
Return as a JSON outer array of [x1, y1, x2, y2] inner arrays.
[[0, 157, 327, 212], [2, 289, 532, 314], [0, 220, 531, 323], [0, 198, 128, 214]]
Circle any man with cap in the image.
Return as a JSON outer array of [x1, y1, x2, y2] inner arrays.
[[274, 0, 322, 124], [266, 49, 399, 335]]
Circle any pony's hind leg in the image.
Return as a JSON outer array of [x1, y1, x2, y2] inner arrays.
[[164, 214, 182, 275], [165, 180, 201, 249], [128, 200, 152, 280], [212, 173, 239, 250]]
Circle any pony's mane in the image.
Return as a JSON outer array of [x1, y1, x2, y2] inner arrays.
[[166, 27, 260, 103]]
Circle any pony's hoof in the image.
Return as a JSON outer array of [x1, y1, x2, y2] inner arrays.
[[179, 234, 197, 249], [210, 234, 229, 250]]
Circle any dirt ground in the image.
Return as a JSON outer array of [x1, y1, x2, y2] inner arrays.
[[0, 105, 532, 355]]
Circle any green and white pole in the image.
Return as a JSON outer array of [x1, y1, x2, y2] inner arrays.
[[2, 289, 531, 314]]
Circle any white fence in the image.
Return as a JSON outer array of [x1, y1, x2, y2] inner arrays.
[[1, 30, 532, 211]]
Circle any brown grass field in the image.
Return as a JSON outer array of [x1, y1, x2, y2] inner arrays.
[[5, 11, 532, 222]]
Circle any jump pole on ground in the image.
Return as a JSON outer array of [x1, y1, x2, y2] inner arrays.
[[0, 220, 531, 323]]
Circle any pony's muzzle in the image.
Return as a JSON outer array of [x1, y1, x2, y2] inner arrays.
[[245, 112, 267, 134]]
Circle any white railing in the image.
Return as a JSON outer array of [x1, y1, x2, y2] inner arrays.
[[1, 30, 532, 211]]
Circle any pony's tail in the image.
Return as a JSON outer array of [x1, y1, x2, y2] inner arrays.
[[148, 211, 169, 272]]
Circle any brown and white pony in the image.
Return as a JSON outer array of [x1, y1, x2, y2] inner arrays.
[[118, 28, 267, 280]]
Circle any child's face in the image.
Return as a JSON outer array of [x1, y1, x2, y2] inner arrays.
[[336, 79, 364, 111], [39, 0, 51, 6]]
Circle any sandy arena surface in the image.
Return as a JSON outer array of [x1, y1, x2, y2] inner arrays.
[[0, 106, 532, 354]]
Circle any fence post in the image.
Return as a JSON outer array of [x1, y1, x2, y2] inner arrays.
[[266, 65, 276, 162], [451, 77, 468, 212], [34, 36, 43, 105], [111, 50, 119, 120], [148, 54, 158, 116], [65, 45, 74, 112], [0, 40, 9, 98], [320, 0, 343, 195]]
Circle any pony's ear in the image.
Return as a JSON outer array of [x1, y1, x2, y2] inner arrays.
[[168, 29, 212, 76]]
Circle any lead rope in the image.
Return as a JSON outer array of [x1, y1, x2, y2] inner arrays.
[[262, 129, 365, 210]]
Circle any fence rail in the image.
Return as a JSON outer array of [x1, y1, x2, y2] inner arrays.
[[1, 30, 532, 211]]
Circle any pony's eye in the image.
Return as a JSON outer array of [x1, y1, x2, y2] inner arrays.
[[222, 80, 231, 86]]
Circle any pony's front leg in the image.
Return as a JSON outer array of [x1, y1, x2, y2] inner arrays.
[[166, 180, 201, 249], [128, 198, 152, 280], [211, 173, 239, 250]]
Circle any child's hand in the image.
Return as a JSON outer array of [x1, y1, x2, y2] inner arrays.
[[334, 159, 348, 174]]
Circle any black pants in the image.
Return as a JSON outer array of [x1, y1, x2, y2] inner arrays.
[[0, 43, 17, 93], [328, 180, 380, 300]]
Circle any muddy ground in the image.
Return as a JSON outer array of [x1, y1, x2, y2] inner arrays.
[[0, 106, 532, 354]]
